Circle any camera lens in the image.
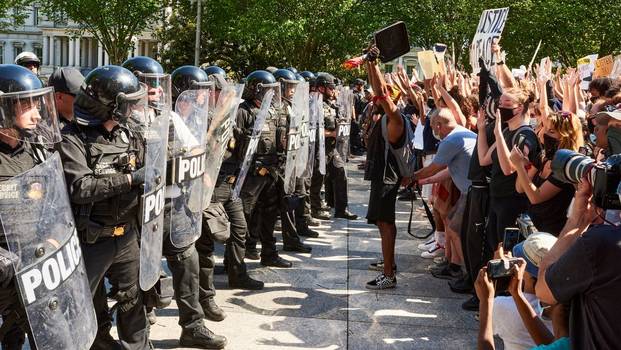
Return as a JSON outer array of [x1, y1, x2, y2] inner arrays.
[[552, 149, 595, 184]]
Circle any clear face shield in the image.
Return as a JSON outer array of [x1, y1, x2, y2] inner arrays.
[[257, 82, 282, 109], [0, 87, 61, 147], [114, 83, 150, 132], [280, 80, 299, 103], [136, 72, 172, 112]]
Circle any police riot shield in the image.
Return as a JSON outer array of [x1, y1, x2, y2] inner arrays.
[[316, 93, 327, 175], [1, 153, 97, 350], [294, 82, 311, 179], [168, 89, 209, 248], [202, 83, 244, 209], [336, 88, 352, 161], [283, 84, 307, 194], [305, 93, 319, 177], [231, 89, 275, 200]]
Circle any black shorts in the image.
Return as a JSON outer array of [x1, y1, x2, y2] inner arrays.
[[366, 180, 400, 225]]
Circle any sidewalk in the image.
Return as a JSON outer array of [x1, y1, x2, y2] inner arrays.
[[148, 157, 478, 349]]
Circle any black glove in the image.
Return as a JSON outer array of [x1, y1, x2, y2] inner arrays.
[[0, 247, 17, 288], [365, 46, 380, 62], [131, 167, 146, 186]]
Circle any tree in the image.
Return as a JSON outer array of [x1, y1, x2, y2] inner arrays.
[[42, 0, 165, 64], [0, 1, 31, 32]]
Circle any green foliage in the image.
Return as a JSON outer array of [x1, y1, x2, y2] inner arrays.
[[0, 1, 30, 32], [157, 0, 621, 79], [42, 0, 164, 64]]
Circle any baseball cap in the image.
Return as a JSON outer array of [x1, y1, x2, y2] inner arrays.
[[48, 67, 84, 95], [512, 232, 558, 278], [594, 103, 621, 122]]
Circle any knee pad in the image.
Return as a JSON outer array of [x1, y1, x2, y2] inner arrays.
[[111, 284, 140, 313]]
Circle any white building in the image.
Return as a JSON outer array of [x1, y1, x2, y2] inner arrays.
[[0, 5, 158, 75]]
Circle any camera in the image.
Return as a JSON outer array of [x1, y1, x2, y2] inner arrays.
[[551, 149, 621, 210], [487, 258, 521, 279]]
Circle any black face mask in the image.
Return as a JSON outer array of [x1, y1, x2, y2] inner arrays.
[[590, 96, 598, 103], [498, 107, 517, 122], [427, 98, 435, 109], [543, 134, 560, 159]]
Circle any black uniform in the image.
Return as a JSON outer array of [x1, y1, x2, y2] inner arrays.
[[322, 100, 349, 215], [237, 100, 287, 262], [57, 122, 149, 350]]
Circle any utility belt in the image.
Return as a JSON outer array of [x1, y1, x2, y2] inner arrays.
[[80, 221, 133, 244], [470, 181, 489, 189]]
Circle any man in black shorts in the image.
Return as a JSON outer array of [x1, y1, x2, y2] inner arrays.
[[363, 48, 405, 290]]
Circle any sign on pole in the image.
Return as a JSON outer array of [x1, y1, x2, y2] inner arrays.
[[469, 7, 510, 73], [577, 54, 599, 90], [594, 55, 614, 78]]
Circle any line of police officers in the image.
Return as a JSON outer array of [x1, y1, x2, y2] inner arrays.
[[0, 54, 357, 350]]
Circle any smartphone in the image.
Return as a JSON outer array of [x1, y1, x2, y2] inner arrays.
[[487, 258, 520, 279], [503, 227, 521, 252]]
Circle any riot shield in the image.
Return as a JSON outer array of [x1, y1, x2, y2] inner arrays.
[[283, 84, 307, 194], [168, 89, 209, 248], [336, 88, 352, 161], [231, 90, 275, 200], [1, 153, 97, 350], [305, 93, 319, 177], [294, 82, 311, 179], [202, 83, 244, 209], [316, 93, 326, 175]]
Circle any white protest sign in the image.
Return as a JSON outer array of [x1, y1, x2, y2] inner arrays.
[[610, 55, 621, 80], [469, 7, 510, 73], [577, 54, 598, 90]]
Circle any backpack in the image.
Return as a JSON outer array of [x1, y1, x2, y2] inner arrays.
[[380, 115, 417, 178]]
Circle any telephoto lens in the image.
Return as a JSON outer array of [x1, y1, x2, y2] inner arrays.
[[551, 149, 595, 184]]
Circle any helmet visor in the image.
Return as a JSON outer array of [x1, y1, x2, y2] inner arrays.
[[136, 72, 172, 111], [258, 82, 282, 109], [0, 87, 61, 146], [114, 83, 149, 127]]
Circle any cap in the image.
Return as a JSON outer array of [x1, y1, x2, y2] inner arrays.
[[48, 67, 85, 95], [594, 103, 621, 121], [512, 232, 558, 277], [354, 78, 365, 86]]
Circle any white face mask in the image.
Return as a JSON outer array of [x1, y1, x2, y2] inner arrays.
[[590, 133, 597, 144]]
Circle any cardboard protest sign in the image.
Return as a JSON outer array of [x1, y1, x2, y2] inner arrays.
[[417, 50, 439, 79], [469, 7, 510, 73], [577, 54, 598, 90], [594, 55, 614, 78], [434, 44, 447, 73], [610, 55, 621, 80]]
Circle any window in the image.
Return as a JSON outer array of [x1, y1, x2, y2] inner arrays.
[[34, 47, 42, 61], [384, 64, 393, 73], [14, 46, 22, 59], [33, 6, 38, 26], [0, 46, 4, 64]]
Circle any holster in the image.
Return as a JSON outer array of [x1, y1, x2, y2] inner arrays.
[[202, 202, 230, 244]]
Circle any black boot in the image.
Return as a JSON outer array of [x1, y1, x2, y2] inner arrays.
[[229, 274, 264, 290], [180, 324, 227, 349], [201, 297, 226, 322], [334, 209, 358, 220], [283, 242, 312, 253], [261, 255, 292, 268]]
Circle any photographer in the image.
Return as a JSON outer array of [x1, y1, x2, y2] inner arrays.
[[536, 178, 621, 350], [510, 111, 582, 236], [475, 233, 569, 350]]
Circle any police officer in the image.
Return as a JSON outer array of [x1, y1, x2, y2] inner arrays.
[[47, 67, 84, 125], [196, 65, 265, 290], [0, 64, 56, 349], [14, 51, 40, 75], [238, 70, 292, 268], [56, 65, 154, 350], [272, 69, 315, 253], [158, 63, 227, 348], [316, 73, 357, 220]]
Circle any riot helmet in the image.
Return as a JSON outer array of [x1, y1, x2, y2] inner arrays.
[[171, 65, 213, 109], [286, 67, 298, 74], [122, 56, 171, 111], [14, 52, 41, 74], [300, 71, 316, 81], [273, 69, 299, 102], [202, 65, 227, 94], [0, 64, 60, 146], [316, 72, 337, 100], [242, 70, 281, 108], [74, 65, 148, 126], [295, 73, 305, 82]]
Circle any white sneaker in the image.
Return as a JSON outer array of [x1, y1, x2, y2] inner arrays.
[[418, 239, 438, 252], [417, 238, 436, 251], [421, 244, 445, 259]]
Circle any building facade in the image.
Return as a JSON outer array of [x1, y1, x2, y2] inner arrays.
[[0, 5, 158, 75]]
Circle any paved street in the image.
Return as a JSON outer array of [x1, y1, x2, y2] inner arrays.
[[147, 157, 478, 349]]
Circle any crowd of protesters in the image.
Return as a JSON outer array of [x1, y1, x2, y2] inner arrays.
[[355, 40, 621, 349]]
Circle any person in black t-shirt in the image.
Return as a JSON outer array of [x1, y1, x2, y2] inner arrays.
[[477, 87, 540, 249], [537, 181, 621, 350], [510, 111, 583, 236]]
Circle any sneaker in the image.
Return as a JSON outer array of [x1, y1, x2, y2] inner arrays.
[[179, 324, 227, 349], [417, 237, 436, 250], [433, 255, 448, 264], [430, 263, 463, 280], [368, 260, 397, 272], [365, 273, 397, 290], [428, 259, 448, 274], [421, 245, 445, 259], [462, 295, 479, 312]]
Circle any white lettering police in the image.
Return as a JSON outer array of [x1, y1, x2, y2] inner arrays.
[[174, 152, 206, 183], [19, 231, 82, 305], [287, 131, 301, 152], [143, 185, 165, 223], [337, 123, 351, 137]]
